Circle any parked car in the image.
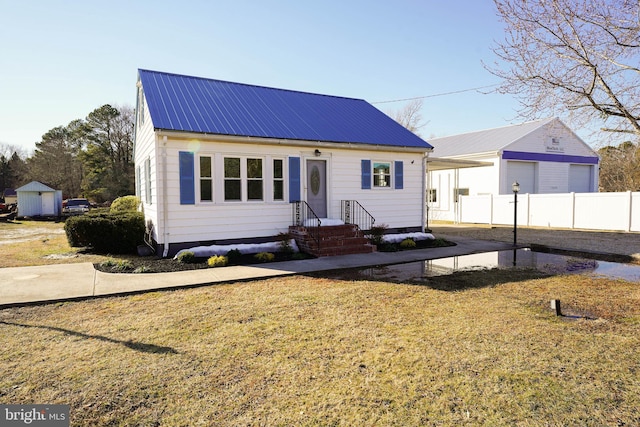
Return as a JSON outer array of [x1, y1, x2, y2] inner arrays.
[[62, 198, 91, 216]]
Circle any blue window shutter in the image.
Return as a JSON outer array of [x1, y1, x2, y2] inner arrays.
[[289, 156, 301, 202], [395, 161, 404, 189], [361, 160, 371, 189], [179, 151, 195, 205]]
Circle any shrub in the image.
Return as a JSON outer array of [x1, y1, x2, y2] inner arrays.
[[254, 252, 275, 263], [64, 211, 145, 254], [368, 224, 389, 246], [278, 232, 294, 254], [110, 195, 140, 213], [99, 258, 134, 272], [400, 238, 417, 249], [207, 255, 228, 268], [176, 251, 196, 264], [226, 249, 242, 265]]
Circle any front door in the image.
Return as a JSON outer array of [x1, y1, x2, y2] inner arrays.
[[41, 192, 55, 215], [306, 159, 327, 218]]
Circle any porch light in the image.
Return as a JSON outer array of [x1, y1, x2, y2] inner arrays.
[[314, 149, 321, 157], [512, 181, 520, 193]]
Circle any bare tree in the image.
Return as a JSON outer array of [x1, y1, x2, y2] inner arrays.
[[487, 0, 640, 143], [598, 141, 640, 191], [388, 99, 428, 135]]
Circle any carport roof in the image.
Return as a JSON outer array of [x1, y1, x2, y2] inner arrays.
[[426, 157, 493, 171]]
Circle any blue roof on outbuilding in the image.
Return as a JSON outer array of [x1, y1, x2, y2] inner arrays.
[[138, 69, 432, 150]]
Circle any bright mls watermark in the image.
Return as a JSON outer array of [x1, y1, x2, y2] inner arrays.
[[1, 405, 69, 426]]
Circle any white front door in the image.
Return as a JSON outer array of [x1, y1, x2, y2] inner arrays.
[[41, 192, 55, 215], [306, 159, 327, 218]]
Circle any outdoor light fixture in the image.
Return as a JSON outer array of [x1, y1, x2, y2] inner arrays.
[[314, 149, 321, 157], [512, 181, 519, 246]]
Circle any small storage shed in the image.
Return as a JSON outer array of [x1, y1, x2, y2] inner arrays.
[[15, 181, 63, 217]]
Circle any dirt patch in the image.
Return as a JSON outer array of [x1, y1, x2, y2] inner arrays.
[[0, 226, 65, 245]]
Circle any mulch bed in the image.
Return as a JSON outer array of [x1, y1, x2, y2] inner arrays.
[[94, 238, 456, 274]]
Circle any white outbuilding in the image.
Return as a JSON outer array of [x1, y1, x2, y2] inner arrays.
[[15, 181, 63, 218], [426, 118, 599, 222]]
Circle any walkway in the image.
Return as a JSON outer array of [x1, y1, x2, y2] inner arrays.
[[1, 236, 513, 307]]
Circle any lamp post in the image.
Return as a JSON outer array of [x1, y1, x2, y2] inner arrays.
[[512, 181, 520, 247]]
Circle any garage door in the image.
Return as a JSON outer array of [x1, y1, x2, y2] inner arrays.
[[506, 161, 536, 194], [569, 164, 593, 193]]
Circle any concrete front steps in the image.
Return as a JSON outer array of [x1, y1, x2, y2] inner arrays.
[[289, 224, 376, 257]]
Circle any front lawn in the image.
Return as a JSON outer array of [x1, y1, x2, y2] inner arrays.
[[1, 273, 638, 426]]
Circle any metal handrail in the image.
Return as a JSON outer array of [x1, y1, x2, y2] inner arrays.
[[291, 200, 321, 248], [341, 200, 375, 232]]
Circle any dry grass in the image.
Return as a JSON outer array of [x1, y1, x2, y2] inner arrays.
[[0, 220, 107, 267], [1, 273, 639, 426]]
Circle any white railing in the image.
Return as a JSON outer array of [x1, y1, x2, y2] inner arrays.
[[456, 191, 640, 232]]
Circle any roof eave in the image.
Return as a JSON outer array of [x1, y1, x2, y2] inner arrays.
[[155, 129, 433, 154]]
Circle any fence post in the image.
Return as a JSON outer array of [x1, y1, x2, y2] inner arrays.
[[489, 194, 493, 226], [570, 192, 576, 229], [627, 191, 632, 232]]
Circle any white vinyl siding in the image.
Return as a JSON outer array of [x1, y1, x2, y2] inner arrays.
[[155, 139, 426, 246]]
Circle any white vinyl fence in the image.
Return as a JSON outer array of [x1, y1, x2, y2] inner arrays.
[[457, 191, 640, 232]]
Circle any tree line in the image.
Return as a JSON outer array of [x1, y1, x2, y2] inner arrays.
[[1, 104, 134, 203]]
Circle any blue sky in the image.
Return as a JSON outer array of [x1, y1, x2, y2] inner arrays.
[[1, 0, 528, 152]]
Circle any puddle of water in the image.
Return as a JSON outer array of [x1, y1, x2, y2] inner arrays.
[[328, 249, 640, 283]]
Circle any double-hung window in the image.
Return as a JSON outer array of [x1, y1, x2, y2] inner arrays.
[[247, 158, 263, 201], [224, 157, 241, 201], [224, 157, 264, 201], [199, 156, 213, 202], [373, 162, 391, 188], [273, 159, 284, 201]]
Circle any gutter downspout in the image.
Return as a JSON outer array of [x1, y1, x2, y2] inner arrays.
[[422, 151, 430, 233], [161, 136, 170, 257]]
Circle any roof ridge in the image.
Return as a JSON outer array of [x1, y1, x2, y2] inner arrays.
[[430, 117, 555, 140], [138, 68, 366, 103]]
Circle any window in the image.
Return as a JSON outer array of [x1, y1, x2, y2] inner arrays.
[[224, 157, 241, 201], [199, 156, 212, 201], [373, 162, 391, 188], [135, 166, 141, 199], [144, 157, 152, 204], [247, 158, 263, 201], [137, 87, 145, 126], [428, 189, 437, 203], [454, 188, 469, 203], [273, 159, 284, 201]]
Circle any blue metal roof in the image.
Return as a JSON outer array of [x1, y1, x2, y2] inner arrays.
[[138, 69, 432, 150]]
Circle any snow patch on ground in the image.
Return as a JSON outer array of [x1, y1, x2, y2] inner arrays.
[[380, 232, 435, 244], [302, 218, 345, 227], [174, 239, 299, 259]]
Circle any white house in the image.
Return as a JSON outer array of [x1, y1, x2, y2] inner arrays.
[[134, 70, 433, 257], [15, 181, 63, 218], [426, 118, 600, 222]]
